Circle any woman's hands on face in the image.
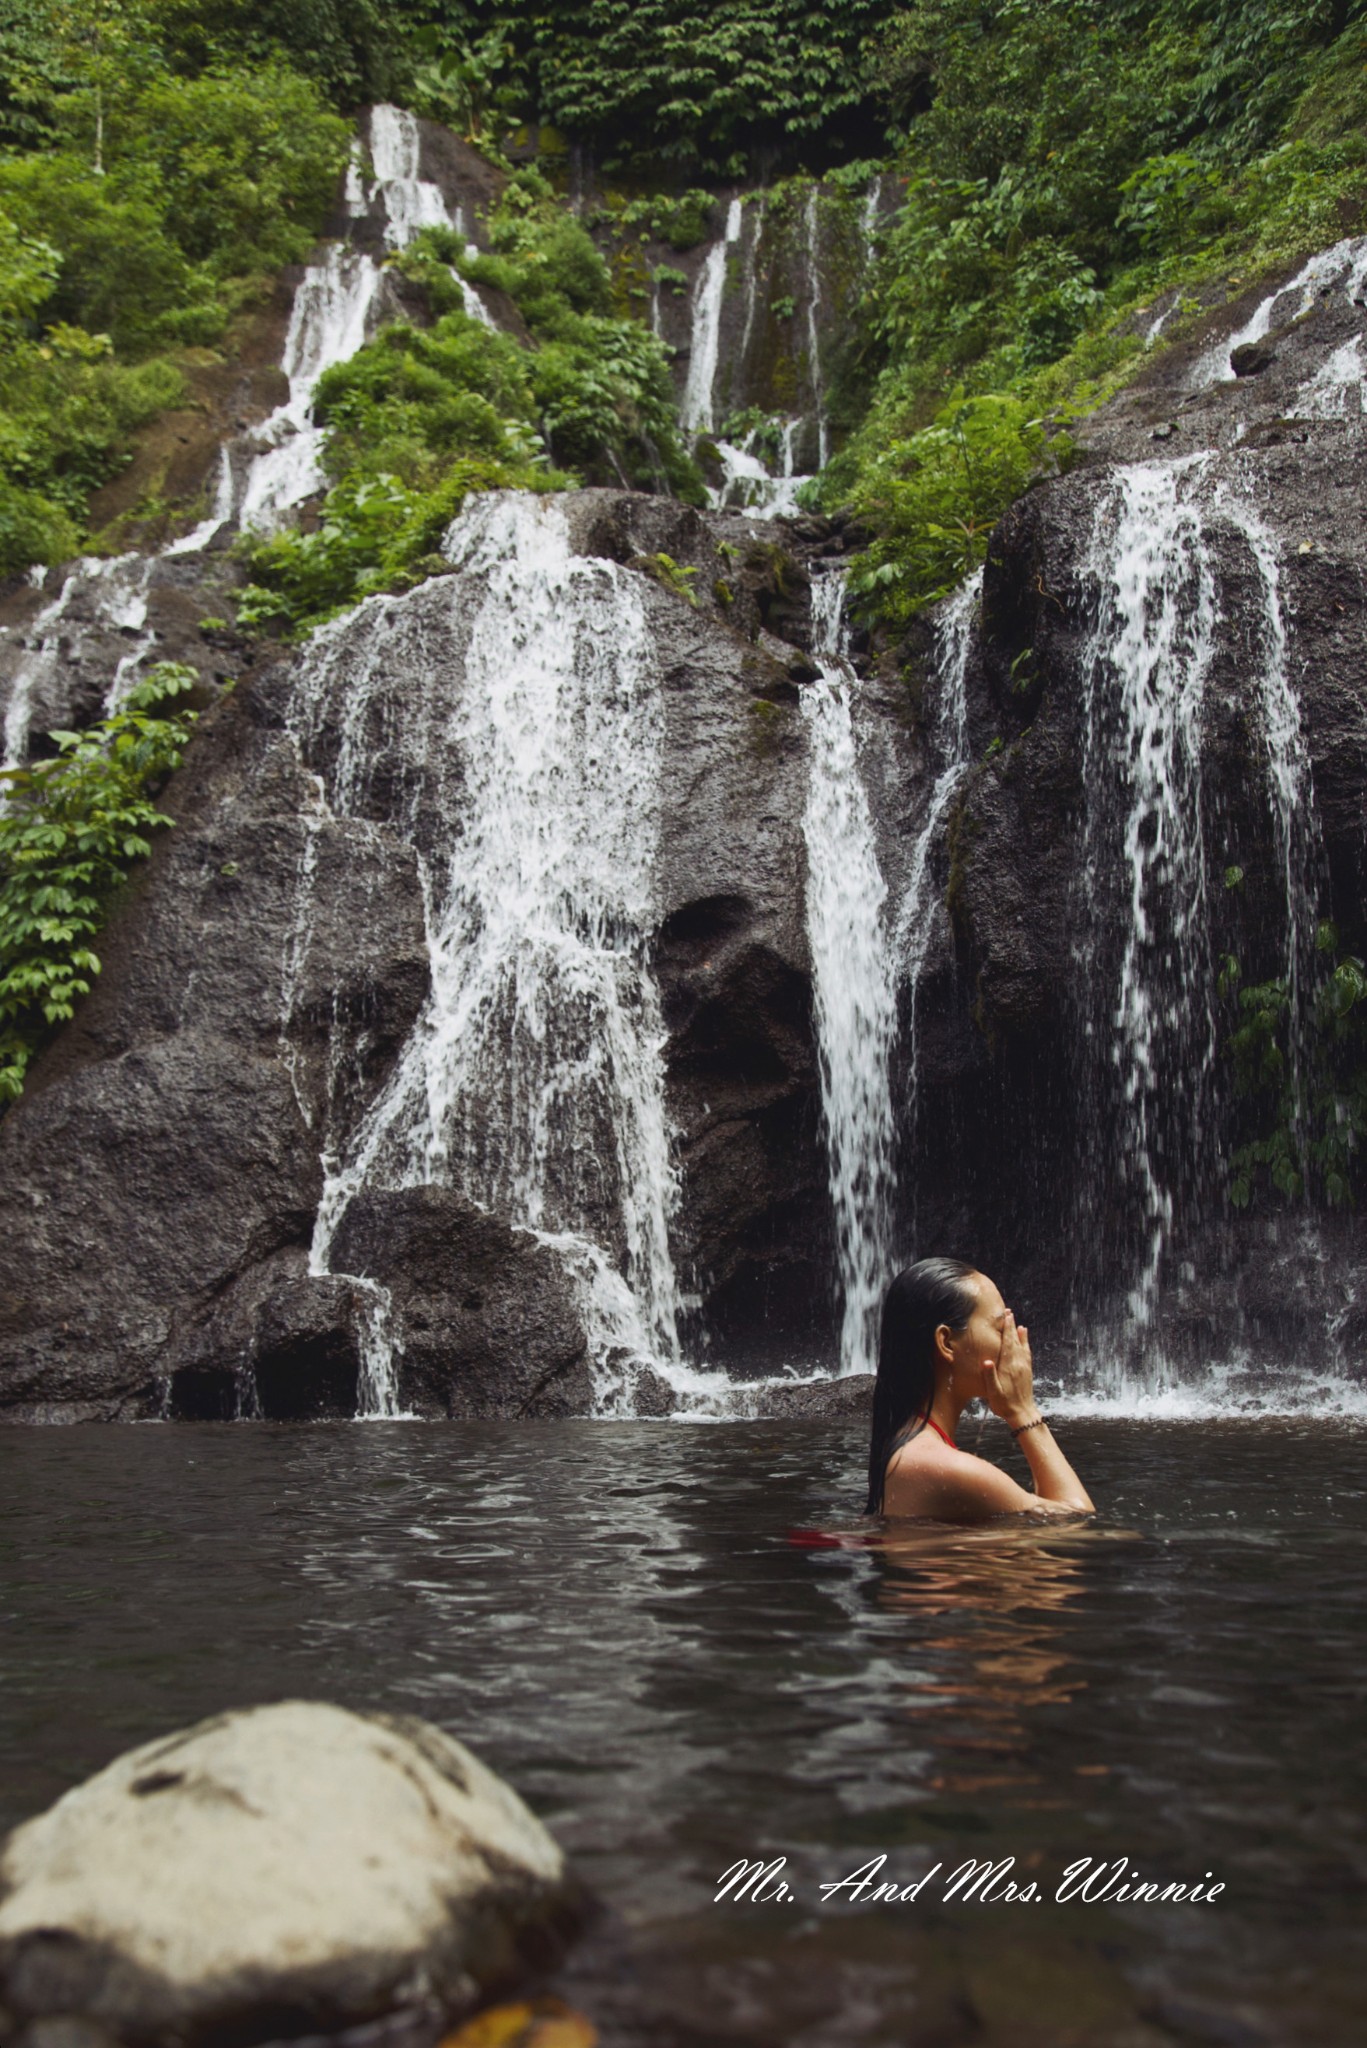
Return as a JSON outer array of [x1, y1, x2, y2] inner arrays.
[[979, 1311, 1038, 1428]]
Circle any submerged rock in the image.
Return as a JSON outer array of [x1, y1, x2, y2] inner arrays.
[[0, 1702, 580, 2048]]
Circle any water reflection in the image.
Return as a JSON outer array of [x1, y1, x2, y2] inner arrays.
[[869, 1526, 1091, 1806], [1, 1423, 1364, 2048]]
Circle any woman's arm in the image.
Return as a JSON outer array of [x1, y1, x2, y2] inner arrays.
[[981, 1315, 1094, 1512]]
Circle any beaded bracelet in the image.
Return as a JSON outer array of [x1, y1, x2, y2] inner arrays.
[[1010, 1415, 1049, 1438]]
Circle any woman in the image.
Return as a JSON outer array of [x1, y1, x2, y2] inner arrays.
[[866, 1258, 1095, 1521]]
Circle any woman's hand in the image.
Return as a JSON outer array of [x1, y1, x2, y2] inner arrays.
[[979, 1311, 1039, 1429]]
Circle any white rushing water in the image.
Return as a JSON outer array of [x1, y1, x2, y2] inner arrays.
[[289, 493, 683, 1414], [1193, 233, 1367, 386], [894, 571, 979, 1172], [235, 242, 385, 532], [1, 105, 494, 774], [1217, 486, 1321, 1154], [1, 553, 155, 782], [681, 197, 743, 434], [1077, 458, 1219, 1335], [802, 187, 830, 471], [801, 570, 898, 1377], [1297, 333, 1367, 416]]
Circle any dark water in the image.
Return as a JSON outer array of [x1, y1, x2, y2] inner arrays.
[[2, 1420, 1364, 2047]]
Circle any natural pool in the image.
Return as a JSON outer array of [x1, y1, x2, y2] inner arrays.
[[2, 1419, 1363, 2047]]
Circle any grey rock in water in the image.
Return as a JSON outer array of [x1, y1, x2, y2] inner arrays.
[[0, 1701, 580, 2048]]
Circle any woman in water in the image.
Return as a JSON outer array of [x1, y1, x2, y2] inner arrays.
[[867, 1258, 1094, 1521]]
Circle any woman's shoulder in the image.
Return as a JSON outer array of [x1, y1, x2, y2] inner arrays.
[[884, 1436, 1038, 1521]]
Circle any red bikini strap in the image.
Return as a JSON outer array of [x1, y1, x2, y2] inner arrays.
[[926, 1417, 956, 1448]]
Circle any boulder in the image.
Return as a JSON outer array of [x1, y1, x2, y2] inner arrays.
[[0, 1702, 581, 2048], [331, 1187, 594, 1418]]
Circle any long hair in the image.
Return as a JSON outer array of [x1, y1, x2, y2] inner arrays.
[[865, 1258, 979, 1514]]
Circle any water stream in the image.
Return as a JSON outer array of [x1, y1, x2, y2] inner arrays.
[[1, 105, 488, 771], [800, 572, 898, 1378], [288, 494, 684, 1415], [894, 571, 980, 1193], [1075, 459, 1219, 1336], [680, 198, 742, 434], [1194, 232, 1367, 386]]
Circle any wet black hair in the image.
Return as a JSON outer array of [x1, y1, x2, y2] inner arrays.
[[865, 1257, 980, 1515]]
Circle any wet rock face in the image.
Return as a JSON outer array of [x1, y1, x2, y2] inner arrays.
[[0, 493, 850, 1418], [0, 1701, 579, 2048], [330, 1188, 594, 1419], [898, 274, 1367, 1338]]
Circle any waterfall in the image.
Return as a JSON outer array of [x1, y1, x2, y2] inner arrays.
[[364, 104, 492, 325], [2, 105, 493, 778], [1194, 234, 1367, 386], [802, 188, 830, 471], [1071, 457, 1328, 1352], [1217, 488, 1321, 1143], [801, 571, 898, 1376], [1298, 334, 1366, 416], [1075, 459, 1219, 1333], [711, 427, 808, 518], [236, 243, 385, 532], [681, 198, 743, 434], [287, 493, 682, 1414], [2, 554, 154, 781], [894, 571, 979, 1179]]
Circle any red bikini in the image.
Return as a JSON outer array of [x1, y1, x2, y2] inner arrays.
[[926, 1418, 957, 1448]]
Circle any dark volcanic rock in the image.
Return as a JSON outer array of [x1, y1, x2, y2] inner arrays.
[[895, 257, 1367, 1339], [331, 1187, 594, 1418], [0, 686, 430, 1422]]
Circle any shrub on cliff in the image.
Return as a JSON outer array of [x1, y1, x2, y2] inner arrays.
[[0, 663, 197, 1103]]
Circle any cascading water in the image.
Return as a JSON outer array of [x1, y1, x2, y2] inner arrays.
[[1194, 234, 1367, 386], [1216, 490, 1320, 1056], [681, 198, 742, 434], [235, 241, 384, 532], [1, 105, 494, 777], [894, 571, 979, 1181], [364, 105, 492, 325], [1070, 455, 1329, 1367], [1297, 334, 1367, 416], [286, 493, 684, 1415], [1074, 458, 1219, 1340], [802, 187, 830, 471], [1, 554, 155, 781], [800, 571, 898, 1377]]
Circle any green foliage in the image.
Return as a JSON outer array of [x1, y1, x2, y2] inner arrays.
[[845, 393, 1066, 623], [144, 0, 410, 108], [0, 10, 351, 575], [1117, 150, 1229, 254], [819, 1, 1367, 621], [236, 458, 555, 635], [632, 550, 698, 603], [237, 191, 705, 631], [90, 60, 353, 276], [592, 188, 716, 250], [0, 661, 197, 1102], [431, 2, 890, 174], [1220, 926, 1367, 1209]]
